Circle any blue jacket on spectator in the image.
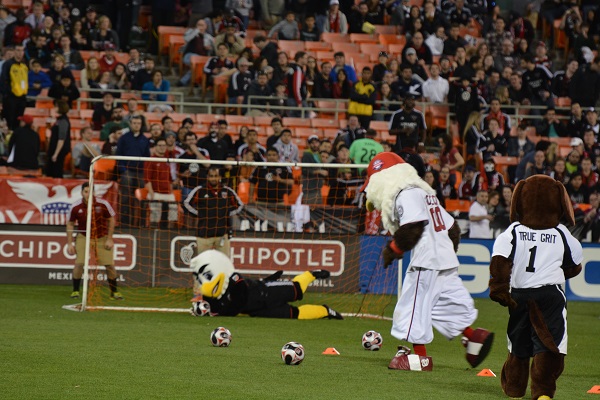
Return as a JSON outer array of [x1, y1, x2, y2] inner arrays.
[[116, 130, 151, 174], [141, 79, 170, 102], [27, 70, 52, 96]]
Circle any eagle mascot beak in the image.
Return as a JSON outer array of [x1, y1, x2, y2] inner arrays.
[[190, 250, 235, 299]]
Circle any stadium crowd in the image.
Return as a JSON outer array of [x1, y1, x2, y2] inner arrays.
[[1, 0, 600, 240]]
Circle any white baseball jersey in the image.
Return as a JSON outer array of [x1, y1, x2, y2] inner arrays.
[[492, 222, 583, 289], [395, 186, 458, 270]]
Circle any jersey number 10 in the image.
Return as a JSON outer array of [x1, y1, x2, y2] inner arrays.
[[429, 206, 447, 232]]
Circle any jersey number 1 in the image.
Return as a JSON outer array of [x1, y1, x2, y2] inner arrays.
[[526, 246, 537, 273], [429, 206, 446, 232]]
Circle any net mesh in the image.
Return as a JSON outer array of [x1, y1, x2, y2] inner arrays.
[[81, 156, 399, 318]]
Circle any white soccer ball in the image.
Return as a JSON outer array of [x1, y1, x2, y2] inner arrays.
[[362, 330, 383, 351], [190, 300, 211, 317], [210, 327, 232, 347], [281, 342, 305, 365]]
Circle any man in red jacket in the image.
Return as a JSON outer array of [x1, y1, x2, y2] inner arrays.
[[144, 137, 177, 228]]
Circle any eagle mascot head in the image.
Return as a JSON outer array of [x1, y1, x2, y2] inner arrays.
[[361, 152, 435, 234], [190, 250, 235, 299]]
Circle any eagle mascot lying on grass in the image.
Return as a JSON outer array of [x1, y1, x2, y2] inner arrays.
[[489, 175, 583, 400], [189, 250, 343, 320]]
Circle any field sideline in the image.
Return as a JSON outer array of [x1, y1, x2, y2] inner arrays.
[[1, 285, 599, 400]]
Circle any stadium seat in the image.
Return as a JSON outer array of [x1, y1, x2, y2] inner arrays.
[[345, 52, 371, 64], [427, 104, 450, 131], [556, 97, 571, 108], [349, 34, 378, 44], [4, 0, 31, 11], [80, 109, 94, 122], [295, 127, 323, 139], [444, 199, 472, 213], [369, 120, 389, 137], [373, 25, 397, 34], [226, 115, 254, 128], [379, 34, 406, 46], [93, 158, 116, 181], [321, 185, 330, 205], [188, 55, 210, 96], [253, 116, 275, 127], [305, 42, 333, 52], [283, 184, 302, 205], [278, 40, 306, 58], [315, 51, 335, 63], [283, 117, 312, 128], [331, 42, 360, 54], [312, 118, 341, 129], [322, 32, 351, 43], [24, 107, 50, 118], [158, 26, 186, 56], [197, 113, 225, 125], [491, 156, 518, 182], [169, 35, 186, 73], [314, 101, 346, 119]]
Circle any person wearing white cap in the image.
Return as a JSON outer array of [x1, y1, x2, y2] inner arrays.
[[324, 0, 348, 34], [570, 137, 584, 156]]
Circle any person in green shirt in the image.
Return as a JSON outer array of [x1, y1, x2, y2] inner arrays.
[[349, 128, 384, 175], [100, 107, 130, 141]]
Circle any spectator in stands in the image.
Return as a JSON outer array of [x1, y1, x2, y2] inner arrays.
[[331, 69, 352, 100], [449, 0, 472, 26], [0, 6, 16, 45], [533, 41, 552, 70], [7, 114, 40, 171], [482, 98, 511, 134], [48, 70, 80, 106], [273, 128, 299, 163], [144, 137, 177, 228], [124, 98, 148, 132], [3, 8, 31, 47], [401, 47, 428, 82], [581, 156, 598, 189], [300, 14, 321, 41], [268, 10, 300, 40], [198, 122, 231, 161], [583, 108, 600, 139], [438, 166, 458, 200], [94, 71, 120, 99], [439, 56, 454, 80], [215, 21, 245, 56], [525, 149, 550, 178], [287, 51, 309, 116], [507, 72, 530, 106], [48, 54, 75, 86], [253, 35, 278, 69], [552, 59, 578, 98], [55, 35, 83, 70], [535, 107, 566, 138], [238, 128, 266, 161], [404, 6, 424, 39], [443, 23, 467, 57], [176, 20, 215, 87], [245, 70, 275, 116], [403, 31, 433, 66], [572, 24, 597, 65], [452, 74, 481, 136], [216, 120, 234, 150], [580, 192, 600, 242], [39, 16, 54, 43], [203, 43, 235, 92], [46, 100, 71, 178], [347, 1, 370, 34], [0, 44, 28, 130], [327, 144, 362, 205], [110, 63, 130, 91], [348, 128, 383, 170], [27, 58, 52, 103], [510, 13, 535, 51], [324, 0, 348, 34], [89, 15, 119, 51], [485, 17, 514, 57], [100, 107, 129, 141], [328, 51, 356, 85], [70, 19, 89, 50], [125, 48, 144, 82], [425, 25, 446, 57], [80, 57, 101, 90], [507, 124, 535, 158], [335, 115, 367, 150], [566, 172, 590, 204], [81, 6, 98, 38], [582, 129, 600, 164], [117, 115, 150, 226], [225, 0, 252, 29], [458, 164, 483, 201], [25, 33, 50, 67], [177, 131, 211, 197], [56, 4, 73, 36], [147, 123, 163, 149], [494, 39, 519, 73], [142, 70, 173, 113], [227, 57, 253, 112], [72, 126, 101, 172], [312, 61, 333, 99], [348, 66, 376, 129], [301, 135, 328, 204], [250, 147, 294, 204], [424, 169, 445, 206], [522, 54, 554, 112], [99, 42, 118, 73], [483, 156, 506, 191], [438, 133, 465, 173], [468, 190, 493, 239], [453, 47, 474, 79], [132, 56, 155, 91], [263, 117, 283, 148], [388, 94, 426, 152], [25, 3, 45, 31], [422, 2, 449, 36], [374, 82, 400, 121], [92, 92, 115, 131], [423, 64, 449, 103], [371, 51, 389, 84], [392, 64, 423, 100]]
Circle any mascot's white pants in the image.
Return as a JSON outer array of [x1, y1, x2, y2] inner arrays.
[[392, 267, 478, 344]]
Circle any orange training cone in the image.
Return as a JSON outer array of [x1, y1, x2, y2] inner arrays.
[[587, 385, 600, 394], [477, 369, 496, 377], [322, 347, 340, 355]]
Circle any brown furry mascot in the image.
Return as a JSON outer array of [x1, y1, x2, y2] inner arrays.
[[489, 175, 583, 400]]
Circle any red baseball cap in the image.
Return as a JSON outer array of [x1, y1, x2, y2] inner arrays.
[[360, 152, 405, 192], [18, 114, 34, 125]]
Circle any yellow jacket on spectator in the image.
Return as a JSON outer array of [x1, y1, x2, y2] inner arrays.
[[348, 80, 376, 116]]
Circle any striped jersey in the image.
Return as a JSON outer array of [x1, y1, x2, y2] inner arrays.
[[492, 222, 583, 289]]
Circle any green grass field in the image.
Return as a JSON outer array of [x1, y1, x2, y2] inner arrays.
[[1, 285, 599, 400]]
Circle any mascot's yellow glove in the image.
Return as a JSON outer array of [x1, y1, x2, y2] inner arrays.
[[366, 200, 376, 212]]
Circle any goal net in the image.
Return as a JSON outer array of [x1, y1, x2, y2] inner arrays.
[[74, 156, 399, 318]]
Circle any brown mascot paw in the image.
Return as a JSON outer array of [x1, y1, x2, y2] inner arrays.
[[489, 256, 518, 310]]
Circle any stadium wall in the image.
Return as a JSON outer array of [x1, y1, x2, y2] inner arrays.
[[1, 224, 599, 302]]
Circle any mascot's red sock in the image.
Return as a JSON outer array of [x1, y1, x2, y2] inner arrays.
[[413, 344, 427, 356], [463, 327, 474, 340]]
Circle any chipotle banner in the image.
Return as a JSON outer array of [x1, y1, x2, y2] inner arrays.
[[0, 178, 118, 225]]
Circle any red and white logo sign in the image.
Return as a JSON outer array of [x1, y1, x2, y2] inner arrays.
[[0, 178, 118, 225], [0, 231, 137, 270], [170, 237, 345, 276]]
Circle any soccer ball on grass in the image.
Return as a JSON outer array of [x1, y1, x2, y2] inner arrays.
[[210, 327, 232, 347], [281, 342, 305, 365], [362, 330, 383, 351]]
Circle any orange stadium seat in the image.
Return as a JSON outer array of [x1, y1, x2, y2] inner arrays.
[[168, 35, 186, 72], [305, 42, 332, 52], [283, 117, 312, 128], [444, 199, 471, 213], [278, 40, 306, 58], [24, 107, 50, 118], [225, 115, 254, 128], [374, 25, 397, 34], [253, 116, 275, 127], [322, 32, 351, 43], [379, 34, 406, 46], [93, 158, 116, 181], [315, 51, 335, 62], [295, 127, 323, 139], [188, 55, 210, 96], [331, 42, 360, 53], [197, 113, 225, 126], [158, 26, 186, 56], [312, 118, 341, 129], [349, 34, 378, 44]]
